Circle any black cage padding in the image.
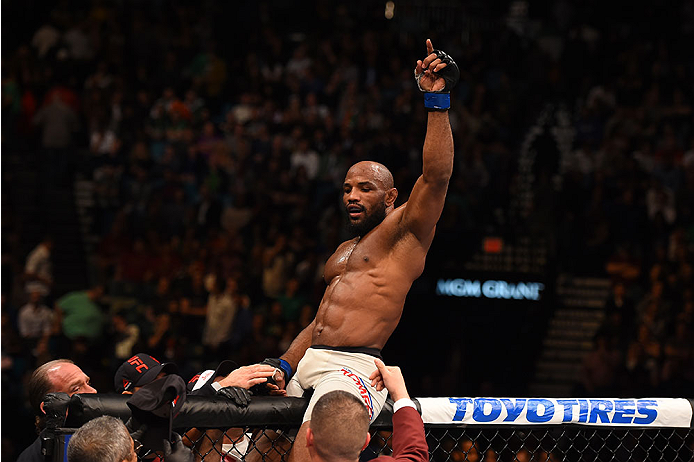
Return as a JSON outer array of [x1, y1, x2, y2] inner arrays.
[[62, 394, 398, 429]]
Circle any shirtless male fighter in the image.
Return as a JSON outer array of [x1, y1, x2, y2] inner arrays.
[[255, 38, 458, 462]]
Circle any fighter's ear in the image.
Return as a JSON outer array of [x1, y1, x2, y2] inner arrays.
[[385, 188, 398, 207], [361, 432, 371, 451], [39, 401, 46, 415], [306, 427, 315, 448]]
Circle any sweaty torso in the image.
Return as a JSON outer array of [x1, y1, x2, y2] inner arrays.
[[312, 205, 433, 350]]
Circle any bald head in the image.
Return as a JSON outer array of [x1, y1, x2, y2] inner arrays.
[[346, 161, 394, 190]]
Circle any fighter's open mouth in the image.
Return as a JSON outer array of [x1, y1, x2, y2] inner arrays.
[[347, 205, 363, 218]]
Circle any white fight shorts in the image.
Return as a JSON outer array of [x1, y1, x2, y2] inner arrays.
[[286, 345, 388, 423], [221, 434, 250, 462]]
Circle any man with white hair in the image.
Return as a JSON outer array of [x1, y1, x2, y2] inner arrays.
[[67, 416, 193, 462], [67, 416, 137, 462]]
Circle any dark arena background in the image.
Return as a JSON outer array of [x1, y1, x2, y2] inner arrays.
[[2, 0, 693, 461]]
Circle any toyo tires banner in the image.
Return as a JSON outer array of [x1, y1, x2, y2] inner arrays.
[[416, 398, 693, 428]]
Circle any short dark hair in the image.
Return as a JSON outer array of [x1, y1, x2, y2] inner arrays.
[[310, 391, 370, 461], [27, 359, 74, 432], [67, 416, 133, 462]]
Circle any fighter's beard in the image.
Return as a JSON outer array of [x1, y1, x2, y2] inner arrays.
[[346, 204, 387, 237]]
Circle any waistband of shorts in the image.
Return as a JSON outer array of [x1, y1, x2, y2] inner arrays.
[[310, 344, 382, 359]]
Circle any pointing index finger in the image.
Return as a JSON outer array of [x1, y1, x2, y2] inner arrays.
[[426, 38, 434, 54]]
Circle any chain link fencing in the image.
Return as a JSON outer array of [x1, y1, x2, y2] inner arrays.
[[163, 425, 694, 462]]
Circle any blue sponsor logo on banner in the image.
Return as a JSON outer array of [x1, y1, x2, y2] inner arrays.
[[448, 398, 659, 425]]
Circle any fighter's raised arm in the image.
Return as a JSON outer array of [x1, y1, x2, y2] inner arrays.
[[248, 38, 459, 462], [401, 39, 458, 242]]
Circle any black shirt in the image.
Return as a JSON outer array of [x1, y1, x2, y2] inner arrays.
[[17, 431, 47, 462]]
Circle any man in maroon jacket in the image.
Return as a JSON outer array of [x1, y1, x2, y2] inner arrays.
[[306, 358, 428, 462]]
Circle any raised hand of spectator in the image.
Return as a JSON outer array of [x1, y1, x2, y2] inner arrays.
[[369, 358, 410, 402]]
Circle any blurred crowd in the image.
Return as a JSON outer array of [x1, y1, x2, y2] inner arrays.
[[2, 0, 694, 459]]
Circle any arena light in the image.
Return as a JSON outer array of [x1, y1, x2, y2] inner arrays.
[[385, 1, 395, 19], [483, 236, 503, 254]]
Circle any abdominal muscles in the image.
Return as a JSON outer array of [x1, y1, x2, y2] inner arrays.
[[313, 272, 408, 348]]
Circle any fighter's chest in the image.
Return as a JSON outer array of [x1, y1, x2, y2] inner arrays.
[[324, 237, 378, 282]]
